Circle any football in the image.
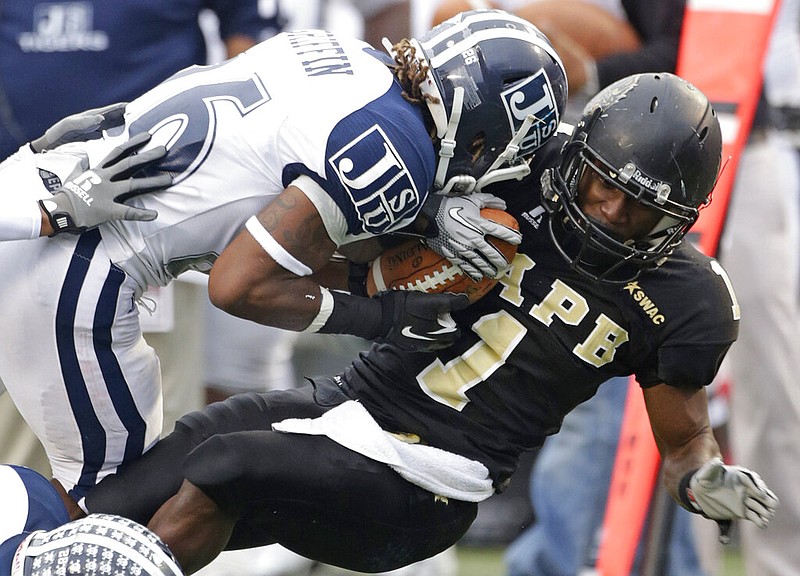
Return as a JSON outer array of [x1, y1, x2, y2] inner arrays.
[[365, 208, 519, 304]]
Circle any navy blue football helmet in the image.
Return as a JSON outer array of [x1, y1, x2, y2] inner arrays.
[[11, 514, 183, 576], [542, 72, 723, 283], [397, 9, 568, 195]]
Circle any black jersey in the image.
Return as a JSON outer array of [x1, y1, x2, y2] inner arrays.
[[343, 133, 739, 489]]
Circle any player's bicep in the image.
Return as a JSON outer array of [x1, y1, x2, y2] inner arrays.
[[209, 185, 335, 319]]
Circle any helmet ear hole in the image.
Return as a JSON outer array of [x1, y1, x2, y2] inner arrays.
[[698, 125, 709, 143], [468, 133, 486, 158], [650, 97, 659, 113]]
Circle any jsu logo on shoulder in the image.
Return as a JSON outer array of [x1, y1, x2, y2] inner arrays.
[[501, 69, 560, 154], [329, 125, 421, 233]]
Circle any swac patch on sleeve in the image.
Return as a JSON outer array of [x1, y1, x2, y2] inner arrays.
[[328, 124, 421, 235], [37, 169, 62, 193]]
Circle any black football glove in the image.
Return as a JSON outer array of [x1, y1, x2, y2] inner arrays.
[[30, 102, 127, 153], [38, 132, 171, 235], [374, 290, 470, 352], [320, 289, 470, 353]]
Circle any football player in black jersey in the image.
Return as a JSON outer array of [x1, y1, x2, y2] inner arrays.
[[83, 73, 778, 575]]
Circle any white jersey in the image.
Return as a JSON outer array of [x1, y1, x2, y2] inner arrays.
[[49, 30, 434, 289], [0, 30, 435, 501]]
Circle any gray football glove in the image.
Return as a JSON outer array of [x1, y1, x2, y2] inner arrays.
[[38, 132, 171, 236], [423, 192, 522, 281], [30, 102, 127, 153], [686, 458, 779, 528]]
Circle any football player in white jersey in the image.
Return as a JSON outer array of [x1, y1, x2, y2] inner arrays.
[[0, 9, 567, 517]]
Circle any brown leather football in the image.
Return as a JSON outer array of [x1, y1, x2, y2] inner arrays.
[[366, 208, 519, 304]]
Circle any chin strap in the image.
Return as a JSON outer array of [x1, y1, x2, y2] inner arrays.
[[438, 112, 538, 195], [474, 113, 537, 191], [434, 86, 466, 192]]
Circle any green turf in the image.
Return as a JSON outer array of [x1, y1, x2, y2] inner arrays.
[[455, 544, 746, 576]]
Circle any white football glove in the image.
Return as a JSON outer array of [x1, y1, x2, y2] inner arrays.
[[686, 458, 779, 528], [38, 132, 171, 235], [30, 102, 127, 153], [423, 192, 522, 281]]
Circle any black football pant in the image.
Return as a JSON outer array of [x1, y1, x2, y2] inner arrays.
[[87, 378, 477, 573]]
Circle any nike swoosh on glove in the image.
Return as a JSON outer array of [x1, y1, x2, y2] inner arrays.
[[377, 290, 470, 352], [423, 193, 522, 281], [687, 458, 779, 528]]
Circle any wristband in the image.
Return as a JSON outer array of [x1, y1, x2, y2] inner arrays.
[[347, 262, 370, 297], [303, 287, 335, 333], [678, 468, 704, 514]]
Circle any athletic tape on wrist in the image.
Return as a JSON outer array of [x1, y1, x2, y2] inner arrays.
[[246, 215, 312, 277], [303, 286, 335, 333]]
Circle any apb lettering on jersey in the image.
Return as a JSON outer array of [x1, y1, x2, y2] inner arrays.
[[287, 30, 353, 76], [328, 125, 421, 234], [501, 69, 560, 153]]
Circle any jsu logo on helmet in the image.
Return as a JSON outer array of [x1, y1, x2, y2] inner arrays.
[[329, 125, 421, 233], [501, 70, 560, 153]]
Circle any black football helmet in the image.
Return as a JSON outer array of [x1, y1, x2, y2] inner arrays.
[[399, 9, 568, 195], [541, 72, 723, 283]]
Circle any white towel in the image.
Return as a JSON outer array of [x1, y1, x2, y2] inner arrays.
[[273, 401, 494, 502]]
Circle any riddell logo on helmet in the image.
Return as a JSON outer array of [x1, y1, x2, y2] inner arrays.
[[501, 70, 560, 154], [618, 162, 671, 202]]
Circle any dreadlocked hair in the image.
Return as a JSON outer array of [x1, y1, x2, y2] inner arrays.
[[390, 39, 439, 140]]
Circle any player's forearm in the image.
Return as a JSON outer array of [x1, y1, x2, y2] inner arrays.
[[642, 383, 720, 505], [39, 206, 54, 236], [660, 429, 721, 506], [209, 268, 335, 332]]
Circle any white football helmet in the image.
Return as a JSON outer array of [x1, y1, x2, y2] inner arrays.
[[11, 514, 184, 576]]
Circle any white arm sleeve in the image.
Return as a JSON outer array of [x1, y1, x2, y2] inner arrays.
[[0, 197, 41, 241], [0, 144, 42, 240]]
